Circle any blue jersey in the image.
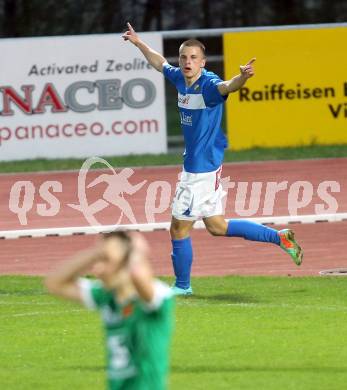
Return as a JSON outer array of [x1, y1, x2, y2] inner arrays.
[[163, 63, 228, 173]]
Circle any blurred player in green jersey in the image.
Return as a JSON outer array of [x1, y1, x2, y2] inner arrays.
[[45, 231, 174, 390]]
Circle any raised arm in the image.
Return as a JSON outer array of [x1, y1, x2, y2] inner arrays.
[[128, 233, 155, 303], [45, 245, 103, 304], [218, 58, 256, 96], [122, 22, 167, 72]]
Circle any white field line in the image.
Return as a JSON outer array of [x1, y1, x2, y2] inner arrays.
[[176, 301, 347, 312], [0, 309, 84, 318], [0, 301, 53, 305], [1, 303, 346, 319], [1, 213, 347, 239]]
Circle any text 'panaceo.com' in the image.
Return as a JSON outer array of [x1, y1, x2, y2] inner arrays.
[[0, 119, 159, 146]]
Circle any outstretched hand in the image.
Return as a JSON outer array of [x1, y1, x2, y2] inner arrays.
[[240, 58, 256, 79], [122, 22, 139, 45]]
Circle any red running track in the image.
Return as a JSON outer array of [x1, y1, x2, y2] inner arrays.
[[0, 158, 346, 276], [1, 158, 346, 230], [1, 222, 346, 277]]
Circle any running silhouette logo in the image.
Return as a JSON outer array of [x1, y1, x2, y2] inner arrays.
[[68, 157, 147, 226], [7, 157, 340, 227]]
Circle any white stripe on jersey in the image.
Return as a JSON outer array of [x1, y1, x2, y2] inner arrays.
[[178, 93, 206, 109], [78, 278, 97, 310], [141, 280, 172, 312]]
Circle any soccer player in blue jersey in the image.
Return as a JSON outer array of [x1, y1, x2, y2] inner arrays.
[[123, 23, 303, 295]]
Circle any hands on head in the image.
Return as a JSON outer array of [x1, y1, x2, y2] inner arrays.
[[101, 231, 151, 273], [100, 231, 154, 301]]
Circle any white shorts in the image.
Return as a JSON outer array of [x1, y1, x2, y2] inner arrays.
[[172, 166, 225, 221]]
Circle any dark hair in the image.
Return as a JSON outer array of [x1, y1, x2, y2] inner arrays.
[[180, 39, 206, 57], [102, 230, 130, 242]]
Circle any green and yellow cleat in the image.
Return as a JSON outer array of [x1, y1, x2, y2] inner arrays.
[[278, 229, 303, 266]]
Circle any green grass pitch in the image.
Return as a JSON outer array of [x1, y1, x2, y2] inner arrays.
[[1, 144, 347, 173], [1, 275, 347, 389]]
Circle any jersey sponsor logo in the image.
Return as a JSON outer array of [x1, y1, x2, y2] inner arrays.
[[177, 93, 206, 109], [178, 94, 190, 106], [180, 112, 193, 126], [122, 304, 134, 317]]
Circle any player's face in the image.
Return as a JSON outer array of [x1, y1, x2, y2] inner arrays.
[[92, 238, 129, 288], [179, 46, 205, 83], [93, 258, 128, 289]]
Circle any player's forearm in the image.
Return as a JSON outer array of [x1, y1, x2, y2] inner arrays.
[[129, 253, 154, 303], [45, 248, 101, 294], [134, 40, 166, 72], [218, 74, 248, 95]]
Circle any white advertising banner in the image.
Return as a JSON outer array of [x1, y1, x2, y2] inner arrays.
[[0, 33, 167, 161]]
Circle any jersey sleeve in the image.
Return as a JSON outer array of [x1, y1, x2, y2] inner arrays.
[[162, 63, 182, 87], [203, 77, 228, 107], [78, 278, 111, 310], [141, 280, 173, 312]]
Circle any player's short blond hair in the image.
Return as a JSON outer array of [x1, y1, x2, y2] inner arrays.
[[179, 39, 206, 57]]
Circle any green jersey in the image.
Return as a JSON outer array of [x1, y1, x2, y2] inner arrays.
[[79, 278, 174, 390]]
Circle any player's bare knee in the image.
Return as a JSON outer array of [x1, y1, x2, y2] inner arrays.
[[170, 223, 191, 239], [169, 225, 179, 238], [206, 224, 225, 236]]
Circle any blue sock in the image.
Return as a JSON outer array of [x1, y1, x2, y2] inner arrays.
[[226, 219, 280, 245], [171, 237, 193, 289]]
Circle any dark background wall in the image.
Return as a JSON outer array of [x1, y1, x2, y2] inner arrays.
[[0, 0, 346, 38]]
